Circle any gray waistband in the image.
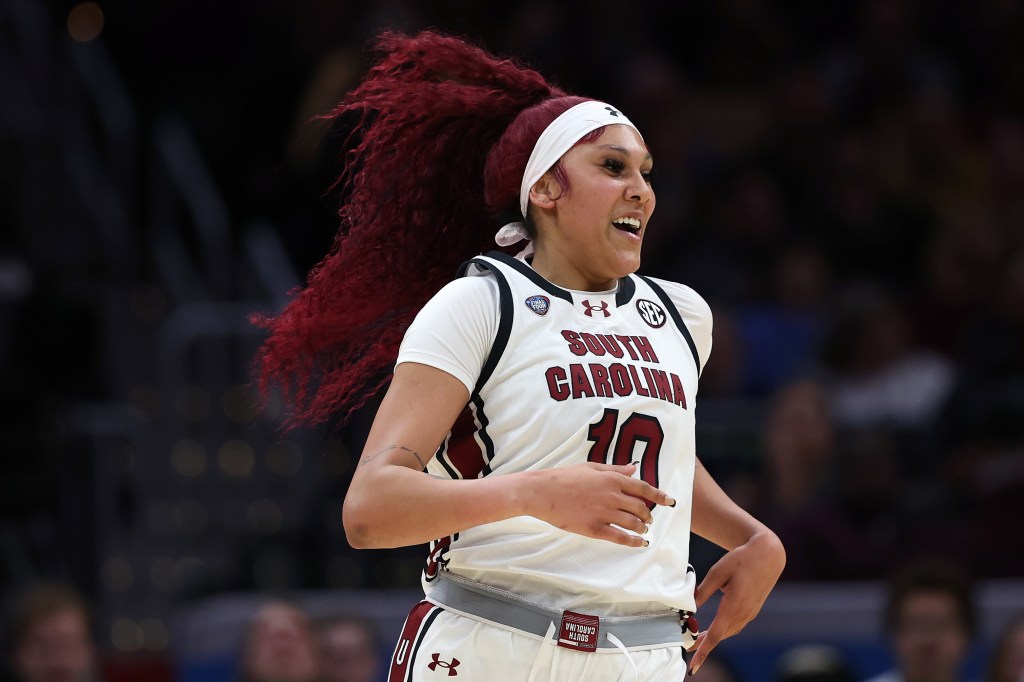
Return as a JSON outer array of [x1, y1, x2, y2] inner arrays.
[[427, 573, 685, 650]]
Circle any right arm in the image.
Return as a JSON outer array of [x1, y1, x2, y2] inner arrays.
[[342, 361, 672, 549]]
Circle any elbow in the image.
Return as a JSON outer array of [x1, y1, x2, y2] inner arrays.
[[342, 494, 380, 549], [344, 522, 373, 550]]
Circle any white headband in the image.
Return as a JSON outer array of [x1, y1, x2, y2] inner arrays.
[[519, 100, 641, 217], [495, 100, 641, 257]]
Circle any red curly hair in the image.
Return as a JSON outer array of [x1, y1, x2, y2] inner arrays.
[[254, 31, 595, 428]]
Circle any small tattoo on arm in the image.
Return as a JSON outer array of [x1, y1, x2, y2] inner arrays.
[[360, 445, 427, 470]]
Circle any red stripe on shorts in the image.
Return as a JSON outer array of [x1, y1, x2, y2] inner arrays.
[[388, 601, 438, 682]]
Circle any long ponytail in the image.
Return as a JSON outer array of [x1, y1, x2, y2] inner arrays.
[[253, 31, 571, 428]]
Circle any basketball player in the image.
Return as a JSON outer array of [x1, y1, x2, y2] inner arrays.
[[255, 31, 785, 681]]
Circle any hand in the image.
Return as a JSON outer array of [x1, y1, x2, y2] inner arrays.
[[688, 530, 785, 675], [520, 463, 676, 547]]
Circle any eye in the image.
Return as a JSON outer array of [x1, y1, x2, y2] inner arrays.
[[603, 158, 626, 173], [642, 167, 658, 184]]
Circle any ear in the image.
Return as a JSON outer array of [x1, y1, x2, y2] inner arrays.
[[527, 174, 561, 210]]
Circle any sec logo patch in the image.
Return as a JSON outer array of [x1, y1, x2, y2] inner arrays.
[[636, 299, 666, 328], [525, 295, 550, 316]]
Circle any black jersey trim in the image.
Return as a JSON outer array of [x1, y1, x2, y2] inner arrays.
[[457, 256, 513, 392], [616, 276, 637, 307], [473, 395, 496, 476], [434, 435, 460, 480], [435, 400, 493, 480], [481, 251, 574, 304], [640, 276, 702, 376], [482, 250, 638, 308]]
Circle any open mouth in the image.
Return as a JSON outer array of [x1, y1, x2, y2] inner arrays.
[[612, 217, 641, 235]]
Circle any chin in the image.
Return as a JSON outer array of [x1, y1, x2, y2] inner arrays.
[[616, 252, 642, 276]]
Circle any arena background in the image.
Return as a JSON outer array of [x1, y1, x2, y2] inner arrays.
[[2, 1, 1024, 681]]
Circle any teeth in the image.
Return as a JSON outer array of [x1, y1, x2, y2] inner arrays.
[[613, 217, 641, 230]]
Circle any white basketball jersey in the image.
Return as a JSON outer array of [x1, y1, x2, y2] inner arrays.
[[421, 252, 708, 616]]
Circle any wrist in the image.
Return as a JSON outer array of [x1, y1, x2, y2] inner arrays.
[[506, 469, 539, 519]]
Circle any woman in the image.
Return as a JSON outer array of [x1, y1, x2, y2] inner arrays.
[[255, 31, 784, 681], [238, 601, 320, 682]]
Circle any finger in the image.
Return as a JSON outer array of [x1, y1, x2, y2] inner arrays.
[[588, 462, 637, 474], [618, 493, 654, 525], [611, 511, 648, 536], [688, 624, 723, 675], [591, 524, 649, 548], [622, 477, 675, 508]]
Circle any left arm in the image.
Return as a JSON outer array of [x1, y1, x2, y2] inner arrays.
[[651, 279, 783, 671], [688, 456, 786, 675]]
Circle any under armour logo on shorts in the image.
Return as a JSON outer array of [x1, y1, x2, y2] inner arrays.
[[582, 300, 611, 317], [428, 653, 460, 676]]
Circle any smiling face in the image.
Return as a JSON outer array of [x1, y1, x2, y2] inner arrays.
[[528, 124, 655, 290]]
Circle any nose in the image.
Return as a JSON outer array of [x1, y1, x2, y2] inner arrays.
[[628, 176, 654, 205], [622, 168, 655, 202]]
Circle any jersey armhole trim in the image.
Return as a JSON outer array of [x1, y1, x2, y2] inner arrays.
[[456, 257, 513, 394], [639, 275, 703, 376], [480, 251, 573, 304]]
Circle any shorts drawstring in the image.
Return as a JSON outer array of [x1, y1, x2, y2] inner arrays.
[[527, 622, 639, 682], [527, 621, 558, 682], [606, 632, 639, 682]]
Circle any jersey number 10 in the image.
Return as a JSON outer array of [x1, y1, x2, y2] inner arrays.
[[586, 408, 663, 510]]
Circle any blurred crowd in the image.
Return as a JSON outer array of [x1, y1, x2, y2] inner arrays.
[[1, 583, 382, 682], [5, 567, 1024, 682], [3, 0, 1024, 679], [98, 0, 1024, 581]]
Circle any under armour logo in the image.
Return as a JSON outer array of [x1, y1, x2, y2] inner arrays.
[[428, 653, 460, 676], [604, 106, 621, 117], [582, 300, 611, 317]]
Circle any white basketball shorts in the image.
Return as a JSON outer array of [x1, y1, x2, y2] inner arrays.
[[387, 601, 688, 681]]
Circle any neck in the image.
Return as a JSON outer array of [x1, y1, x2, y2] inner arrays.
[[530, 245, 618, 292]]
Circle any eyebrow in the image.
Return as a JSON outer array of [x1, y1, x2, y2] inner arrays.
[[595, 144, 653, 162]]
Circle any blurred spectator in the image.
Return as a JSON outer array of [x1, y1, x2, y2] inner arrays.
[[942, 250, 1024, 446], [238, 601, 319, 682], [863, 562, 977, 682], [775, 644, 856, 682], [937, 250, 1024, 577], [734, 244, 831, 396], [6, 583, 100, 682], [314, 615, 379, 682], [823, 288, 955, 433], [986, 612, 1024, 682], [760, 381, 904, 580], [763, 381, 836, 518]]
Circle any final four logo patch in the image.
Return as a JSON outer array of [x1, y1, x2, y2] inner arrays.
[[525, 295, 550, 316]]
